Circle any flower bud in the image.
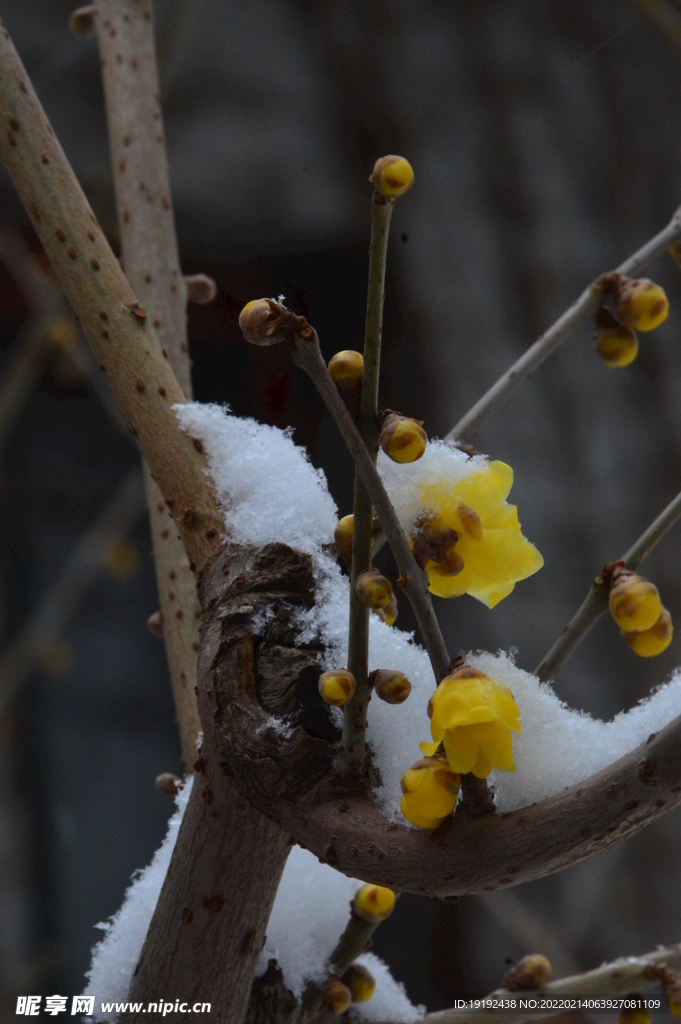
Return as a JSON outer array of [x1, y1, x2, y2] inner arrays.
[[318, 669, 356, 706], [334, 515, 355, 565], [47, 316, 79, 350], [371, 669, 412, 705], [618, 1001, 652, 1024], [623, 607, 673, 657], [608, 571, 662, 632], [616, 278, 669, 332], [155, 772, 182, 796], [353, 883, 396, 921], [503, 954, 552, 991], [323, 977, 352, 1014], [379, 412, 427, 464], [375, 590, 398, 627], [329, 350, 364, 387], [342, 964, 375, 1004], [596, 324, 639, 367], [239, 298, 287, 346], [400, 755, 460, 830], [369, 155, 414, 198], [356, 569, 393, 609]]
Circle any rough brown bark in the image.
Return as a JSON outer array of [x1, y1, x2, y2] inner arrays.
[[0, 21, 222, 569], [198, 542, 681, 899], [94, 0, 202, 768]]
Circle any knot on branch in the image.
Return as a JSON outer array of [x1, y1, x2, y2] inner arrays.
[[198, 543, 336, 803]]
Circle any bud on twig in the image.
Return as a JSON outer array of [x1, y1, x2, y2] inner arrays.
[[608, 569, 662, 633], [369, 155, 414, 198], [374, 589, 398, 626], [379, 410, 427, 464], [370, 668, 411, 704], [615, 278, 669, 333], [155, 772, 182, 796], [503, 954, 552, 991], [185, 274, 217, 305], [334, 515, 355, 566], [323, 977, 351, 1014], [355, 569, 393, 609], [595, 308, 638, 368], [329, 350, 363, 388], [69, 4, 95, 35], [318, 669, 356, 706], [147, 610, 164, 638], [624, 607, 673, 657], [353, 883, 396, 922], [342, 964, 375, 1003]]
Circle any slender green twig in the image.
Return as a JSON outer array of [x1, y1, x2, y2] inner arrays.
[[294, 330, 451, 682], [535, 487, 681, 682], [302, 896, 400, 1016], [448, 209, 681, 444], [343, 194, 394, 771]]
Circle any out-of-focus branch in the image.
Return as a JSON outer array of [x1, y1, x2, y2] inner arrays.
[[416, 942, 681, 1024], [535, 485, 681, 681], [478, 890, 578, 977], [93, 0, 201, 769], [0, 21, 222, 568], [448, 209, 681, 443], [632, 0, 681, 49], [0, 466, 146, 713]]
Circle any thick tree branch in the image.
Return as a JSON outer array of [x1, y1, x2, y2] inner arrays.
[[0, 19, 222, 568], [199, 541, 681, 897], [417, 941, 681, 1024], [447, 209, 681, 443], [535, 485, 681, 681], [93, 0, 201, 769]]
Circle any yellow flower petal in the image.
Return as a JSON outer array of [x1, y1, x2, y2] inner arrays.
[[400, 795, 443, 830], [419, 739, 441, 757]]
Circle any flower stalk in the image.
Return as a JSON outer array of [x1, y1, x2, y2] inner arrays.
[[343, 192, 394, 773], [536, 486, 681, 681]]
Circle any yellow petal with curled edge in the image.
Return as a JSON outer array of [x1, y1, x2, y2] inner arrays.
[[468, 581, 516, 609], [429, 675, 521, 734], [419, 739, 441, 757], [443, 722, 516, 778]]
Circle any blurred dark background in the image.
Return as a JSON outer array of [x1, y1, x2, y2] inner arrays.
[[0, 0, 681, 1017]]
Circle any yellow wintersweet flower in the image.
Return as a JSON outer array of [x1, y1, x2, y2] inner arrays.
[[414, 460, 543, 608], [420, 667, 522, 779], [400, 755, 460, 830]]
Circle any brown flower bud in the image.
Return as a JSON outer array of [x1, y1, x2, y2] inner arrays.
[[356, 569, 393, 609], [379, 411, 427, 464], [329, 350, 364, 387], [412, 516, 463, 577], [155, 772, 182, 796], [185, 274, 217, 305], [342, 964, 375, 1003], [616, 277, 669, 332], [369, 155, 414, 198], [239, 298, 288, 346], [323, 977, 352, 1014], [623, 607, 673, 657], [371, 669, 412, 704], [318, 669, 356, 706], [147, 610, 164, 638], [503, 954, 552, 991], [609, 570, 662, 633]]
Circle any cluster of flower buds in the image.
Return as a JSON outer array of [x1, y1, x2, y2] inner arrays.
[[370, 668, 412, 704], [606, 566, 673, 657], [400, 754, 460, 830], [353, 883, 396, 921], [355, 568, 393, 610], [341, 964, 375, 1004], [329, 349, 364, 418], [318, 669, 357, 707], [503, 954, 552, 991], [379, 410, 427, 464], [369, 155, 415, 198], [594, 276, 669, 368]]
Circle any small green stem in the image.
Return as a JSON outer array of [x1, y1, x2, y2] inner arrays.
[[535, 487, 681, 682], [342, 195, 394, 772], [302, 897, 401, 1017]]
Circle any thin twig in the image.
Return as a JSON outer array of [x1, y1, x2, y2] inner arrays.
[[293, 329, 451, 683], [94, 0, 202, 768], [535, 486, 681, 681], [413, 941, 681, 1024], [0, 467, 146, 713], [343, 194, 394, 771], [448, 209, 681, 443]]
